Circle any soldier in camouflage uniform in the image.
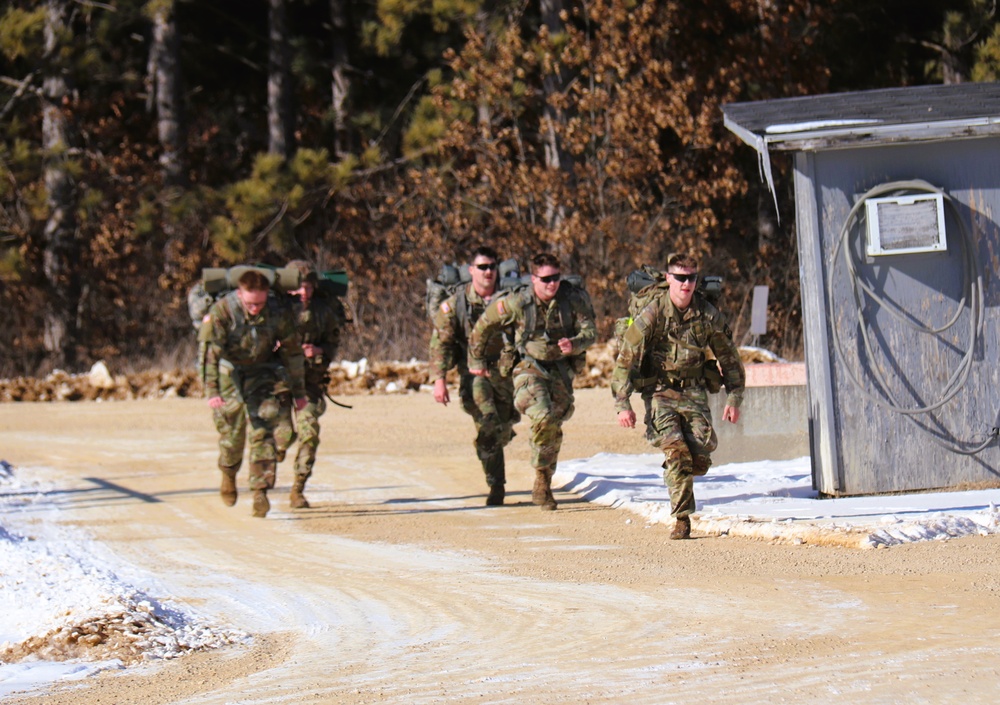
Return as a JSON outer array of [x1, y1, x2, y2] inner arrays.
[[190, 280, 295, 465], [468, 253, 596, 510], [283, 259, 345, 509], [201, 269, 307, 518], [430, 246, 517, 506], [611, 253, 746, 539]]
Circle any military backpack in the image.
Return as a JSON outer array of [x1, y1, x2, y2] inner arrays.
[[615, 265, 725, 393], [425, 258, 521, 335]]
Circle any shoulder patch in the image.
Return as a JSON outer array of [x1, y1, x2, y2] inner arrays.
[[440, 301, 451, 314], [497, 299, 508, 316]]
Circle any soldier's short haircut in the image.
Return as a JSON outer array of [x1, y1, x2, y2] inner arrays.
[[666, 252, 698, 271], [471, 245, 498, 263], [237, 269, 272, 291], [531, 252, 560, 272]]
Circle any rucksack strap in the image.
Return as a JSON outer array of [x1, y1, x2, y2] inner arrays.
[[455, 285, 470, 339]]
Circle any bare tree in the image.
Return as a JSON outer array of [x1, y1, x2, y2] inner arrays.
[[147, 0, 186, 187], [538, 0, 571, 230], [330, 0, 351, 158], [539, 0, 568, 172], [268, 0, 295, 159], [41, 0, 81, 368]]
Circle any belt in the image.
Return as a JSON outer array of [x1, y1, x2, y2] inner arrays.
[[523, 356, 573, 387], [659, 377, 704, 391]]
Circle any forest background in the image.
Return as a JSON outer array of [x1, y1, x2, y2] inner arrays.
[[3, 0, 1000, 377]]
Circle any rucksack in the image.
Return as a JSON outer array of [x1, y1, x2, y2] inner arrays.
[[617, 266, 723, 335], [188, 264, 307, 332], [425, 258, 521, 334], [615, 265, 725, 392]]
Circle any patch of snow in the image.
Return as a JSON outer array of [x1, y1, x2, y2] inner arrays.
[[0, 463, 248, 699]]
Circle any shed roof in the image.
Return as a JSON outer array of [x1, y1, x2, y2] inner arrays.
[[723, 82, 1000, 152], [721, 82, 1000, 214]]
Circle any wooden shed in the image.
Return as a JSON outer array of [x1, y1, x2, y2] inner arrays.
[[722, 83, 1000, 497]]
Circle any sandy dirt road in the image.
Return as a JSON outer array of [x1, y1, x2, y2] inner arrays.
[[2, 389, 1000, 704]]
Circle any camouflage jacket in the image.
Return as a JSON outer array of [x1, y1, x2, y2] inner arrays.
[[468, 283, 596, 376], [429, 284, 504, 378], [611, 293, 745, 412], [200, 290, 305, 399], [289, 294, 344, 388]]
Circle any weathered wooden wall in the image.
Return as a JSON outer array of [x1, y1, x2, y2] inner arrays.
[[795, 137, 1000, 496]]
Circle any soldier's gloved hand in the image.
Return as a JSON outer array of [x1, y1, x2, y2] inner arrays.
[[433, 378, 450, 405]]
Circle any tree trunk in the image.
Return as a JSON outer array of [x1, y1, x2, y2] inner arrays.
[[539, 0, 567, 172], [330, 0, 351, 158], [150, 1, 186, 187], [268, 0, 295, 159], [539, 0, 569, 229], [41, 0, 80, 369]]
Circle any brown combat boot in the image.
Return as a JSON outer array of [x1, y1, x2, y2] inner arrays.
[[532, 468, 557, 511], [252, 489, 270, 518], [289, 475, 310, 509], [219, 466, 238, 507], [670, 516, 691, 540], [485, 483, 505, 506]]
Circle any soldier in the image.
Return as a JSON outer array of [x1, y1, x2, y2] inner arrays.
[[468, 253, 596, 510], [283, 259, 345, 509], [611, 253, 746, 539], [429, 246, 517, 506], [190, 279, 294, 467], [201, 268, 307, 518]]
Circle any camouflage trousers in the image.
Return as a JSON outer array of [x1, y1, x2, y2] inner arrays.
[[212, 366, 283, 491], [459, 368, 516, 487], [646, 385, 718, 519], [272, 365, 297, 461], [291, 386, 328, 480], [513, 367, 574, 474], [273, 394, 296, 462]]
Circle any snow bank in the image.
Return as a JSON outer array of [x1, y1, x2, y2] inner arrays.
[[554, 453, 1000, 548], [0, 460, 248, 697]]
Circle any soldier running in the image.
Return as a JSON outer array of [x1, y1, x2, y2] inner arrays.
[[201, 268, 306, 518], [468, 253, 596, 510], [282, 259, 345, 509], [611, 253, 746, 539], [429, 246, 518, 506]]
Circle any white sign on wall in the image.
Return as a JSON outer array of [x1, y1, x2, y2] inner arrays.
[[750, 285, 769, 336]]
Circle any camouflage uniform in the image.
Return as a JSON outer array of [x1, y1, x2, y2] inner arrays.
[[468, 283, 596, 508], [201, 290, 305, 494], [430, 284, 517, 491], [611, 292, 745, 520], [286, 288, 345, 490]]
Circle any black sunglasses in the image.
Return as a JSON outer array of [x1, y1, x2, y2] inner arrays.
[[669, 272, 698, 283], [473, 263, 497, 271], [536, 273, 561, 284]]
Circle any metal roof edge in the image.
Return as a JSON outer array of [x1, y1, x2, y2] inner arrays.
[[763, 116, 1000, 151], [723, 114, 781, 222]]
